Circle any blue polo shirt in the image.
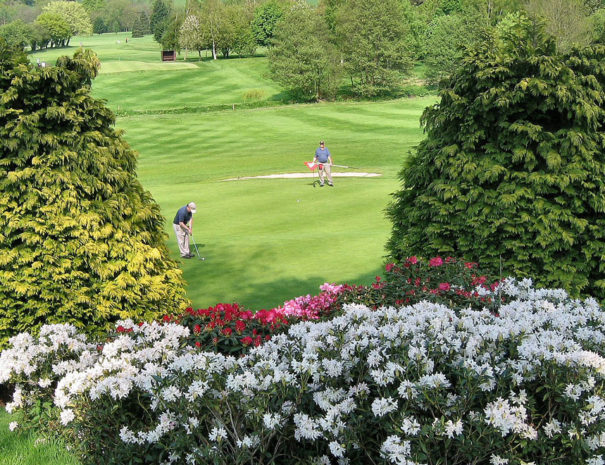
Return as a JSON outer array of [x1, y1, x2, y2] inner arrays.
[[173, 205, 192, 225], [315, 146, 331, 163]]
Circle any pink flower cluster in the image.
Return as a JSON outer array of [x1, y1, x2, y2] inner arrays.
[[275, 283, 345, 319]]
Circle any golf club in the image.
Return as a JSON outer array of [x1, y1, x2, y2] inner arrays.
[[190, 234, 205, 261]]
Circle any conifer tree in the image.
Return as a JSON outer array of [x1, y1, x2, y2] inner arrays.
[[131, 15, 144, 37], [387, 16, 605, 300], [150, 0, 170, 37], [140, 10, 151, 35], [0, 45, 189, 346]]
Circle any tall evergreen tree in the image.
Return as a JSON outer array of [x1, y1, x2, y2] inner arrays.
[[139, 10, 151, 35], [131, 14, 143, 37], [387, 16, 605, 300], [150, 0, 170, 36], [0, 45, 189, 346]]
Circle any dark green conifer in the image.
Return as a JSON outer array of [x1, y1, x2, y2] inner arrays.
[[387, 16, 605, 300]]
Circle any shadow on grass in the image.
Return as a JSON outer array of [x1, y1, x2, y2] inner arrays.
[[180, 242, 386, 311]]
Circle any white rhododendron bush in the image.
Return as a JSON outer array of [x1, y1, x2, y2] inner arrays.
[[2, 279, 605, 465]]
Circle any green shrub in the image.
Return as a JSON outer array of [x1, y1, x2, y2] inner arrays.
[[242, 88, 266, 101], [387, 15, 605, 301], [0, 46, 189, 347]]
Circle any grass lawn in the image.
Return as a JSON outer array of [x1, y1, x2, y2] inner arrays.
[[27, 31, 437, 311], [30, 35, 284, 113], [121, 96, 435, 310], [0, 410, 80, 465]]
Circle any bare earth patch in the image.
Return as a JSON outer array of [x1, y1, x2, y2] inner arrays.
[[224, 172, 381, 181]]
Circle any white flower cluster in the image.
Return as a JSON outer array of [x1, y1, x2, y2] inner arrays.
[[1, 279, 605, 465]]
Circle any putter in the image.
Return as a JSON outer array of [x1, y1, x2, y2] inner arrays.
[[190, 234, 205, 261]]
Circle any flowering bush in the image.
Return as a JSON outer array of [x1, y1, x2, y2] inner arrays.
[[174, 303, 290, 355], [2, 279, 605, 465], [334, 256, 501, 313], [167, 283, 345, 357], [275, 282, 345, 319]]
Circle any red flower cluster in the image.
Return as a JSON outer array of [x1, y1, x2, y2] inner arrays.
[[174, 303, 292, 355]]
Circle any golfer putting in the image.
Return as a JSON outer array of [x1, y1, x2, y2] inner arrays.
[[173, 202, 201, 259], [314, 140, 334, 187]]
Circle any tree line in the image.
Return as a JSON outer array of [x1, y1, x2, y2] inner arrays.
[[150, 0, 605, 99], [1, 0, 605, 98]]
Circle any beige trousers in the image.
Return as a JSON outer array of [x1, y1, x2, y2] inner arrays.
[[318, 163, 332, 184], [173, 224, 190, 257]]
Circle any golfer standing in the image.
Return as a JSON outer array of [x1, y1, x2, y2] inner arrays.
[[314, 140, 333, 187], [173, 202, 197, 259]]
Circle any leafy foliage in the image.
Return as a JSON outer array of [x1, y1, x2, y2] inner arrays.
[[150, 0, 170, 39], [269, 4, 341, 100], [387, 15, 605, 301], [334, 257, 500, 313], [34, 12, 71, 48], [0, 20, 31, 51], [251, 0, 284, 47], [42, 1, 93, 38], [422, 12, 487, 84], [334, 0, 413, 97], [0, 46, 189, 347], [524, 0, 592, 52]]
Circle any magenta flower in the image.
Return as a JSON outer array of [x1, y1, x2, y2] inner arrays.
[[429, 257, 443, 267]]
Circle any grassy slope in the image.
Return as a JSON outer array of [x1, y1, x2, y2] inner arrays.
[[30, 33, 435, 310], [122, 97, 434, 309]]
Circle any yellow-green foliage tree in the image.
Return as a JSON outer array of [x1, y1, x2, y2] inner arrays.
[[0, 43, 189, 346]]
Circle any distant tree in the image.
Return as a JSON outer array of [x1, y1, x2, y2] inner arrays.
[[387, 16, 605, 301], [43, 1, 93, 38], [200, 0, 224, 59], [524, 0, 592, 52], [150, 0, 171, 35], [35, 12, 71, 47], [153, 17, 167, 42], [93, 15, 108, 34], [103, 0, 140, 32], [269, 5, 341, 100], [0, 19, 31, 50], [251, 0, 284, 46], [179, 14, 205, 59], [592, 8, 605, 43], [82, 0, 106, 13], [160, 14, 182, 51], [131, 14, 144, 37], [422, 12, 488, 84], [0, 46, 190, 347], [28, 21, 50, 50], [214, 3, 255, 57], [139, 10, 151, 34], [231, 14, 256, 56], [334, 0, 413, 97]]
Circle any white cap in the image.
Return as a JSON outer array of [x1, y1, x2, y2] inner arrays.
[[188, 202, 197, 213]]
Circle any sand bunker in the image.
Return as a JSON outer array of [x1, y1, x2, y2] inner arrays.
[[224, 172, 381, 181]]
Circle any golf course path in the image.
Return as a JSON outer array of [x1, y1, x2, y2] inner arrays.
[[224, 172, 381, 181]]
